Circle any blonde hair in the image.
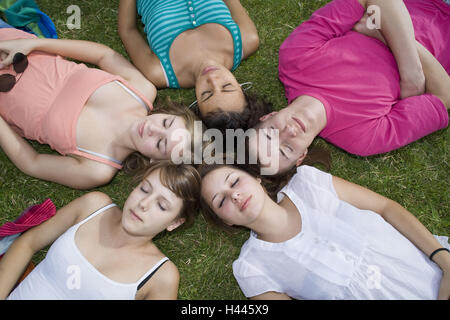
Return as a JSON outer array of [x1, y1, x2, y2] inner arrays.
[[123, 98, 206, 174]]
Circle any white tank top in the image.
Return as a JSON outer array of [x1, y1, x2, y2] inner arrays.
[[8, 203, 169, 300]]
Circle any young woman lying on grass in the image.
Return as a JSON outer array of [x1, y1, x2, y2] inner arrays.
[[0, 20, 198, 189], [0, 161, 201, 300], [199, 163, 450, 300], [118, 0, 272, 131]]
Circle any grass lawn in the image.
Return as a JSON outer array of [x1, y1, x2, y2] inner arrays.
[[0, 0, 448, 300]]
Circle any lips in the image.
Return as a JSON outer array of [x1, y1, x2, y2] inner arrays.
[[292, 117, 306, 133], [138, 122, 145, 138], [201, 66, 218, 76], [240, 195, 252, 211], [130, 210, 143, 222]]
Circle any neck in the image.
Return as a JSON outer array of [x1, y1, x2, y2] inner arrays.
[[108, 209, 154, 249], [192, 57, 226, 81], [248, 196, 293, 243], [290, 95, 327, 136], [112, 111, 143, 157]]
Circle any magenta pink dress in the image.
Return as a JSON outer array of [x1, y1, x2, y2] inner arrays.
[[279, 0, 449, 156]]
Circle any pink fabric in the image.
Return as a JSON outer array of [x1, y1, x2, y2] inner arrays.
[[0, 28, 153, 168], [0, 199, 56, 237], [279, 0, 449, 156]]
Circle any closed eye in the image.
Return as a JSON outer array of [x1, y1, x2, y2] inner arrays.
[[219, 197, 225, 208], [201, 91, 213, 102]]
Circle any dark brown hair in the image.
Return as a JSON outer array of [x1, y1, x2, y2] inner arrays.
[[198, 162, 250, 234], [199, 91, 273, 132], [132, 160, 202, 231]]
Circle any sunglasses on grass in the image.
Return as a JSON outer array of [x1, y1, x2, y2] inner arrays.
[[0, 53, 28, 92]]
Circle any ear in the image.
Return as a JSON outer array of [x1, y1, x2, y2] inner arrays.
[[256, 177, 262, 184], [166, 217, 186, 232], [259, 111, 278, 122], [295, 149, 308, 167]]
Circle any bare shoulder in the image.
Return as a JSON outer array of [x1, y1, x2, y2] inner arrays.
[[76, 156, 118, 187], [137, 258, 180, 300], [73, 191, 114, 223]]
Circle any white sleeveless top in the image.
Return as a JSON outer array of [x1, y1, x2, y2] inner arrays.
[[8, 203, 169, 300], [233, 165, 449, 300]]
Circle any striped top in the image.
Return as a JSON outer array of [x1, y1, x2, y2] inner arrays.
[[137, 0, 243, 88]]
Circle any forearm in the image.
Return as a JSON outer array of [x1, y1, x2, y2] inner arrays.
[[0, 116, 38, 175], [0, 239, 35, 299], [29, 38, 113, 67], [381, 201, 450, 271], [363, 0, 421, 78], [416, 41, 450, 108]]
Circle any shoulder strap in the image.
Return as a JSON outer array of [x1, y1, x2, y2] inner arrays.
[[79, 203, 117, 225], [136, 257, 170, 291], [72, 148, 123, 170], [114, 80, 152, 113]]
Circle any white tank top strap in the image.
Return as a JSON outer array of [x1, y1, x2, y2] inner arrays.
[[113, 80, 151, 113], [77, 203, 118, 226], [136, 256, 170, 291]]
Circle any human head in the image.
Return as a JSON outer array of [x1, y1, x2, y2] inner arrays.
[[199, 91, 273, 132], [198, 163, 267, 233], [124, 99, 205, 173], [248, 108, 317, 175], [123, 160, 201, 236], [195, 64, 246, 117]]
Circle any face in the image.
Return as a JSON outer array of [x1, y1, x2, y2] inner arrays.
[[122, 169, 184, 236], [134, 113, 190, 161], [195, 65, 247, 116], [249, 109, 313, 174], [201, 167, 266, 227]]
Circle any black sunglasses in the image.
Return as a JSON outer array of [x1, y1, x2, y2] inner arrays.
[[0, 53, 28, 92]]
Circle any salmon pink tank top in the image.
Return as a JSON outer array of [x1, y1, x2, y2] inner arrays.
[[0, 29, 153, 169]]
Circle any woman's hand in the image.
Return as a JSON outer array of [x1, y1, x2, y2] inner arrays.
[[0, 39, 37, 69]]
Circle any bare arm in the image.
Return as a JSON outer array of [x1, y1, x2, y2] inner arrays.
[[223, 0, 259, 59], [352, 16, 450, 108], [250, 291, 292, 300], [416, 41, 450, 109], [332, 176, 450, 299], [0, 116, 115, 189], [357, 0, 424, 99], [139, 261, 180, 300], [0, 192, 110, 299], [117, 0, 166, 88], [0, 37, 157, 101]]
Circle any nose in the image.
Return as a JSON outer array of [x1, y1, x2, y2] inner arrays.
[[139, 196, 152, 211], [147, 123, 164, 136], [280, 124, 297, 139], [231, 191, 242, 204], [206, 74, 221, 90]]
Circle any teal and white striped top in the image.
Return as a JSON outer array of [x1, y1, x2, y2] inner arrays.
[[137, 0, 243, 88]]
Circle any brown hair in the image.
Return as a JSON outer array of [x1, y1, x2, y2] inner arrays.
[[198, 145, 331, 233], [199, 91, 273, 132], [198, 162, 249, 234], [132, 160, 202, 231], [123, 98, 206, 175]]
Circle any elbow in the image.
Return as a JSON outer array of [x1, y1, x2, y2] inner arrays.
[[246, 31, 260, 56]]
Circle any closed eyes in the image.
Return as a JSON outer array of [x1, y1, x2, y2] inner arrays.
[[201, 83, 236, 102]]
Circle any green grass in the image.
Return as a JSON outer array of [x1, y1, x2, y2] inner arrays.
[[0, 0, 448, 300]]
